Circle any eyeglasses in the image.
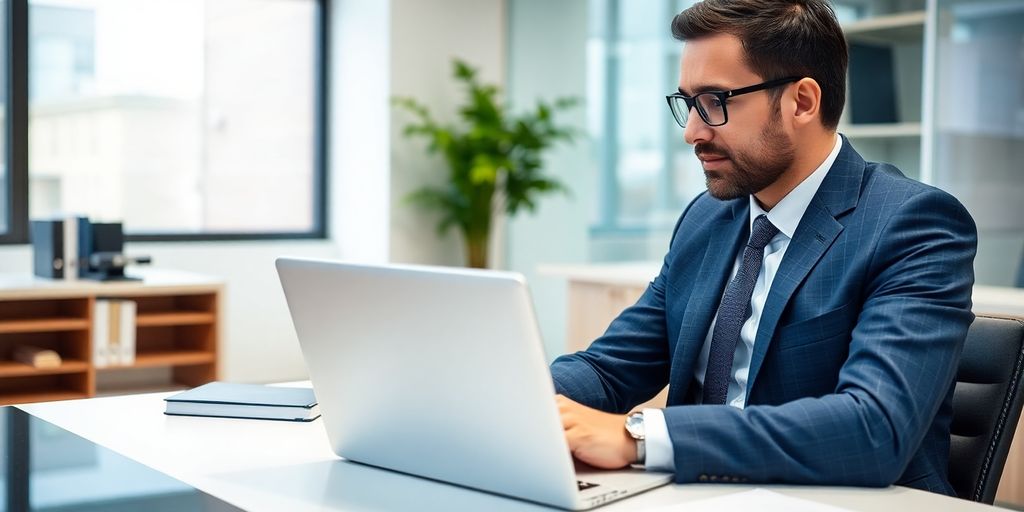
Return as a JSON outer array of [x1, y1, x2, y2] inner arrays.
[[665, 76, 802, 128]]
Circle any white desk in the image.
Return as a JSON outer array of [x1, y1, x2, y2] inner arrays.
[[18, 386, 1009, 512]]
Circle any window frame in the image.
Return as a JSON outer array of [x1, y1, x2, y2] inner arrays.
[[1, 0, 329, 245], [589, 0, 690, 238], [1, 0, 29, 244]]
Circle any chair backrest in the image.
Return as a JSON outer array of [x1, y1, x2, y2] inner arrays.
[[1016, 253, 1024, 288], [949, 315, 1024, 503]]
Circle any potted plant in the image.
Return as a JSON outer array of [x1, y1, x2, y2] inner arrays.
[[393, 59, 578, 268]]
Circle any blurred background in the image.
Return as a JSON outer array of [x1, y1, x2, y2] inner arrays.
[[0, 0, 1019, 383]]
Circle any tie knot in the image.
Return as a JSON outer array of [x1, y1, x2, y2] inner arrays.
[[748, 214, 779, 250]]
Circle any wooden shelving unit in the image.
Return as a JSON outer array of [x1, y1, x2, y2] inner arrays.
[[136, 311, 216, 327], [117, 350, 216, 369], [0, 359, 89, 377], [0, 269, 223, 405], [0, 318, 92, 334]]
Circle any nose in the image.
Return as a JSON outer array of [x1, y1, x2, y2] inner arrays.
[[683, 109, 713, 145]]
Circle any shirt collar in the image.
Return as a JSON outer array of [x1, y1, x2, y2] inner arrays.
[[749, 133, 842, 239]]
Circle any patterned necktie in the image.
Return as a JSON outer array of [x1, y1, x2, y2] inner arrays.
[[702, 214, 779, 405]]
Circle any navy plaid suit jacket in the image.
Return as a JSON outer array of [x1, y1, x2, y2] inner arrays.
[[551, 137, 978, 494]]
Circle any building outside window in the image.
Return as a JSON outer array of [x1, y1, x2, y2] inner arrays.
[[26, 0, 322, 239]]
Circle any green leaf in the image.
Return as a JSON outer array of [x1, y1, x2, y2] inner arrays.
[[469, 156, 498, 185], [392, 58, 580, 243]]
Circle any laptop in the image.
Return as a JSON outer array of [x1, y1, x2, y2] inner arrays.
[[276, 258, 672, 510]]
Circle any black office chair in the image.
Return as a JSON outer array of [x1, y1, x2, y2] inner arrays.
[[949, 314, 1024, 503], [1016, 252, 1024, 288]]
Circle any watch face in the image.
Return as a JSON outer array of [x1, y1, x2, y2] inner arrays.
[[625, 413, 645, 439]]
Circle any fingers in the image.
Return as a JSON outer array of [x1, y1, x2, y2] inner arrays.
[[554, 398, 633, 469], [556, 394, 580, 429]]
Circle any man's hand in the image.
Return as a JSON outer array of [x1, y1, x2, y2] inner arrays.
[[556, 394, 637, 469]]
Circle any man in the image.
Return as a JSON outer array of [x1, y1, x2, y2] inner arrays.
[[551, 0, 977, 495]]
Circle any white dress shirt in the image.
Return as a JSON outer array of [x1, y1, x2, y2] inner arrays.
[[643, 134, 843, 472]]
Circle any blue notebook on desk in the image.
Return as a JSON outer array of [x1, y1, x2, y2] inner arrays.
[[164, 382, 321, 422]]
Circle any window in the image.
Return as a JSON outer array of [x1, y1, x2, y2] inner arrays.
[[587, 0, 702, 260], [10, 0, 326, 242]]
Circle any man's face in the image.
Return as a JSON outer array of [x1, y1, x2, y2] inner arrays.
[[678, 34, 795, 200]]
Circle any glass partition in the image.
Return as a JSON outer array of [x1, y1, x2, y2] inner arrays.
[[930, 0, 1024, 286]]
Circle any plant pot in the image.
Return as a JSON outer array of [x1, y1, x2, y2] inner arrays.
[[465, 235, 489, 269]]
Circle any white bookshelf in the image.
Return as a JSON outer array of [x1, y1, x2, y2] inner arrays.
[[843, 10, 927, 42], [841, 122, 922, 138]]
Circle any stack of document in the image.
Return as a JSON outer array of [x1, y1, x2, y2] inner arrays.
[[92, 299, 136, 367], [164, 382, 320, 422]]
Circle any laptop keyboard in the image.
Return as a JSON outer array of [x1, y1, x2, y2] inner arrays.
[[577, 480, 600, 491]]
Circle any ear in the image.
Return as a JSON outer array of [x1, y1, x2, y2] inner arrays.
[[791, 78, 822, 128]]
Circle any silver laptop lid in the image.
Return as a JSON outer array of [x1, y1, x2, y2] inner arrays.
[[276, 258, 579, 508]]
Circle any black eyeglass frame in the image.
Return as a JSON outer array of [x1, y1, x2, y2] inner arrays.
[[665, 76, 803, 128]]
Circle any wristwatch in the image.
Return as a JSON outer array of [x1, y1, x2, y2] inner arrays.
[[624, 411, 646, 468]]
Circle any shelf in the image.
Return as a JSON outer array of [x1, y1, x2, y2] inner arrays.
[[136, 311, 216, 327], [0, 270, 221, 400], [0, 359, 89, 378], [97, 350, 215, 370], [0, 390, 88, 405], [0, 317, 90, 334], [844, 11, 926, 43], [842, 122, 922, 139]]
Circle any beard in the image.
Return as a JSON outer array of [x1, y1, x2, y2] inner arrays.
[[696, 110, 796, 200]]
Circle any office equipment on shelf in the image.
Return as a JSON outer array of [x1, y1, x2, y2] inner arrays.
[[0, 269, 222, 405], [30, 216, 89, 280], [30, 217, 152, 282], [82, 222, 153, 281], [276, 258, 672, 510], [164, 382, 320, 422], [12, 346, 62, 369]]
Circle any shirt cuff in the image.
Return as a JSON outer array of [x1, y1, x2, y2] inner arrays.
[[642, 408, 676, 472]]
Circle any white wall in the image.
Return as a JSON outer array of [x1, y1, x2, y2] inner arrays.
[[331, 0, 390, 264], [388, 0, 506, 266], [0, 0, 509, 384], [506, 0, 593, 360]]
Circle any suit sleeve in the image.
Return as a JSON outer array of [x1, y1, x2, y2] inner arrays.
[[662, 189, 977, 486], [549, 194, 704, 413], [549, 249, 673, 413]]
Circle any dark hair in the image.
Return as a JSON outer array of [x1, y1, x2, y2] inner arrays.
[[671, 0, 848, 129]]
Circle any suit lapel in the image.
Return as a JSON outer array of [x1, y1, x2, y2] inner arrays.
[[667, 200, 748, 405], [744, 137, 865, 399]]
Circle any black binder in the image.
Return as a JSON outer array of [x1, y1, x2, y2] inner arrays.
[[30, 217, 90, 279], [849, 42, 899, 124]]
